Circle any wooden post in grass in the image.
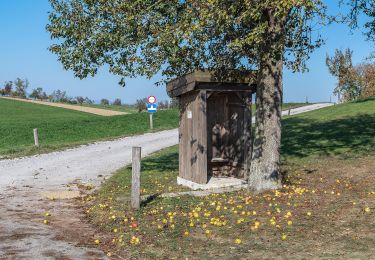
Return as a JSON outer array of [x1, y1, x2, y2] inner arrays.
[[131, 147, 141, 209], [149, 114, 153, 129], [288, 109, 291, 116], [33, 128, 39, 147]]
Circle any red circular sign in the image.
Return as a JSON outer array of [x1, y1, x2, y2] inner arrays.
[[148, 96, 156, 104]]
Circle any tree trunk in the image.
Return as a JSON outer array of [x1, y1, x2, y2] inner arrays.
[[248, 10, 284, 192]]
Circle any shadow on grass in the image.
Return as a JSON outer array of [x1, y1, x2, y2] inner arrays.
[[282, 113, 375, 158], [141, 150, 179, 172]]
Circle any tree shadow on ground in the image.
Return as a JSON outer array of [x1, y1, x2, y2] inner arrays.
[[141, 150, 179, 172], [281, 113, 375, 158]]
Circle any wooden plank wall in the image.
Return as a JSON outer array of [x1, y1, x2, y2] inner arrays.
[[179, 91, 208, 184], [179, 90, 252, 183]]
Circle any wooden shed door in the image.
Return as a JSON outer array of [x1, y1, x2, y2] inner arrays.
[[207, 92, 249, 178], [207, 94, 229, 162]]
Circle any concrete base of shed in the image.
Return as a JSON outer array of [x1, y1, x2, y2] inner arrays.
[[177, 176, 247, 190]]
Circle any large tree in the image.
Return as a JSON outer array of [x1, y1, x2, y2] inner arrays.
[[13, 78, 29, 98], [326, 48, 358, 102], [47, 0, 327, 191]]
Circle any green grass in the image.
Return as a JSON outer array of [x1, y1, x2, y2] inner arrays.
[[282, 102, 310, 110], [98, 146, 188, 200], [282, 98, 375, 160], [83, 98, 375, 258], [0, 98, 179, 158], [250, 102, 311, 114]]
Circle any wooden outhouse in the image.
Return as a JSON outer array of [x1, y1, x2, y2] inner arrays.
[[167, 70, 256, 185]]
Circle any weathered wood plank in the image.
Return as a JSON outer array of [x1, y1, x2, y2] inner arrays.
[[194, 90, 208, 184], [167, 70, 257, 97], [131, 147, 141, 209], [243, 94, 253, 180]]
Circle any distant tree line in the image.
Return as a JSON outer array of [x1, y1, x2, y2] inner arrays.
[[0, 79, 179, 111], [0, 78, 30, 98], [326, 49, 375, 102]]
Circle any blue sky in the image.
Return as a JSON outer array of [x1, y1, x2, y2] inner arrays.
[[0, 0, 373, 104]]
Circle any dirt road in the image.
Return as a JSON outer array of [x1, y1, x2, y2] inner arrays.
[[0, 129, 178, 259], [0, 103, 333, 258]]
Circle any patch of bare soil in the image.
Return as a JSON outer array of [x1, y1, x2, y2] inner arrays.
[[0, 187, 107, 259], [275, 155, 375, 259]]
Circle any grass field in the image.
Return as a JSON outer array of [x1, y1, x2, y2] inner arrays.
[[0, 98, 179, 158], [82, 98, 375, 258]]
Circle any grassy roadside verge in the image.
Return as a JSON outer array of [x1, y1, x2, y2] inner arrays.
[[0, 98, 179, 158], [81, 98, 375, 258]]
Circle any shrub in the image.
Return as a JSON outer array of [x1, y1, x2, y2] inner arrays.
[[135, 98, 147, 112], [3, 81, 12, 96], [84, 97, 94, 104], [50, 89, 68, 102], [76, 96, 85, 105], [13, 78, 29, 98], [41, 92, 48, 100], [29, 88, 43, 100], [158, 100, 169, 109], [101, 98, 110, 106], [113, 98, 122, 106], [170, 98, 179, 109]]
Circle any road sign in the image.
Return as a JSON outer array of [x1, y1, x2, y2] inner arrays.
[[147, 96, 156, 104], [147, 103, 157, 113]]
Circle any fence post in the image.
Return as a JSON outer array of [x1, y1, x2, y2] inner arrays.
[[33, 128, 39, 147], [149, 114, 153, 129], [131, 147, 141, 209], [288, 109, 291, 116]]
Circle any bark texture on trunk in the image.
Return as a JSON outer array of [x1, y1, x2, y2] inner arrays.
[[248, 10, 284, 192]]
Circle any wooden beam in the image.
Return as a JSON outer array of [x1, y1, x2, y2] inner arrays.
[[243, 94, 252, 181], [166, 70, 257, 97], [197, 83, 256, 92], [195, 90, 208, 184], [131, 147, 141, 209], [33, 128, 39, 147]]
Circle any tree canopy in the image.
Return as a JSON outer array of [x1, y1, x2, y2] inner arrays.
[[346, 0, 375, 41], [47, 0, 327, 85]]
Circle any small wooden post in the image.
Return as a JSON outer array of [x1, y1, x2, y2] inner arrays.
[[131, 147, 141, 209], [149, 114, 153, 129], [288, 109, 291, 116], [33, 128, 39, 147]]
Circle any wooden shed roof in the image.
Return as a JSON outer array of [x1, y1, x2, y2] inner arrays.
[[166, 70, 257, 97]]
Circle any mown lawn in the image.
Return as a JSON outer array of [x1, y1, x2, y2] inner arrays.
[[82, 98, 375, 258], [0, 98, 179, 158]]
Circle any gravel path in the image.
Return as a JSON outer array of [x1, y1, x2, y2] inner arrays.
[[0, 129, 178, 259], [0, 103, 332, 259]]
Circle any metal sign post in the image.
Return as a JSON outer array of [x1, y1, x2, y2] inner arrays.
[[149, 114, 153, 129], [147, 101, 157, 129]]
